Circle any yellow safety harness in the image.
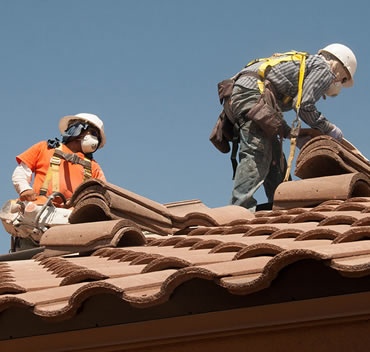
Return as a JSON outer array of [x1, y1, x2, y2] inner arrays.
[[39, 145, 92, 196], [246, 51, 308, 181]]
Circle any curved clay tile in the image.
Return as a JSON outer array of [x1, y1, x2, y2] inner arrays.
[[31, 252, 46, 261], [184, 227, 214, 236], [334, 227, 370, 243], [41, 219, 142, 251], [330, 255, 370, 278], [334, 202, 370, 212], [311, 205, 337, 212], [0, 262, 10, 269], [244, 225, 281, 237], [319, 215, 358, 226], [249, 217, 270, 224], [190, 239, 222, 250], [267, 215, 295, 224], [0, 273, 14, 283], [346, 197, 370, 203], [60, 269, 108, 286], [146, 238, 166, 246], [285, 208, 310, 215], [233, 244, 283, 260], [255, 210, 286, 218], [319, 200, 345, 206], [267, 229, 304, 239], [173, 237, 203, 248], [69, 198, 112, 224], [0, 295, 35, 313], [106, 249, 132, 261], [130, 253, 164, 265], [0, 283, 26, 295], [164, 199, 208, 217], [274, 173, 370, 210], [170, 207, 254, 233], [145, 236, 167, 244], [122, 267, 215, 308], [254, 211, 272, 218], [118, 252, 144, 262], [219, 249, 326, 295], [41, 258, 67, 273], [289, 212, 327, 223], [226, 219, 253, 226], [110, 226, 146, 247], [352, 217, 370, 226], [142, 257, 191, 273], [295, 227, 344, 241], [34, 281, 124, 322], [91, 247, 115, 257], [172, 205, 254, 227], [209, 242, 246, 253], [198, 227, 229, 236], [157, 237, 184, 247], [170, 214, 219, 229], [223, 225, 251, 235]]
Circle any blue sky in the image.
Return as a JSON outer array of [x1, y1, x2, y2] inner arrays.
[[0, 0, 369, 253]]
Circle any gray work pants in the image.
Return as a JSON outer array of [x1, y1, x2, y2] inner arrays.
[[229, 85, 287, 211]]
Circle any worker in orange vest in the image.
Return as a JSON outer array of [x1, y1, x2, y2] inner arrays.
[[12, 113, 106, 205]]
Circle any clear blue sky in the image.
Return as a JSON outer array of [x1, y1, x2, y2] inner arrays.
[[0, 0, 369, 253]]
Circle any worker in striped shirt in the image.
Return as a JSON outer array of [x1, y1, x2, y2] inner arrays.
[[228, 43, 357, 211]]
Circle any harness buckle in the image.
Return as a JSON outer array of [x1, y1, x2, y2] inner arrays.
[[50, 156, 61, 165]]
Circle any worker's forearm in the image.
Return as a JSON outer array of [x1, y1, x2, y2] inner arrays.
[[12, 162, 33, 195]]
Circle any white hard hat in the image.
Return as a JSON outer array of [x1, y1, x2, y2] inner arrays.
[[318, 43, 357, 87], [59, 113, 106, 149]]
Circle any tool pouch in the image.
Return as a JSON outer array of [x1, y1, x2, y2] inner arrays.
[[209, 109, 234, 153], [247, 80, 284, 138]]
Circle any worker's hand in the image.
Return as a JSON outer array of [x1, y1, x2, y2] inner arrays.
[[20, 189, 37, 202], [328, 125, 343, 142], [296, 135, 311, 149]]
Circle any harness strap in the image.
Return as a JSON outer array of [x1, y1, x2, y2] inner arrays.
[[231, 124, 240, 179], [283, 54, 306, 182], [53, 149, 91, 168], [246, 51, 308, 99], [39, 146, 92, 196]]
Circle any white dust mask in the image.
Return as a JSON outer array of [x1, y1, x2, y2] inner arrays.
[[81, 134, 99, 153]]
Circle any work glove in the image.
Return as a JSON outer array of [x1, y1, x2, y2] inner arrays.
[[328, 125, 343, 142], [296, 135, 312, 149]]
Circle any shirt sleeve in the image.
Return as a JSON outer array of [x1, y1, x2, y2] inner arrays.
[[16, 141, 45, 171], [12, 162, 33, 195], [294, 61, 336, 134]]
